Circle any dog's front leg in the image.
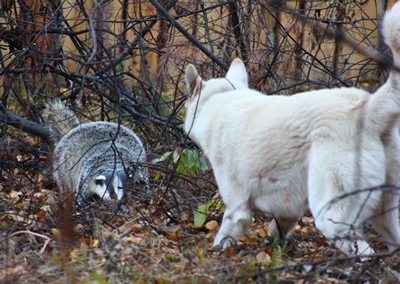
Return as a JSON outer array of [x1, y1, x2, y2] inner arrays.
[[213, 202, 252, 250]]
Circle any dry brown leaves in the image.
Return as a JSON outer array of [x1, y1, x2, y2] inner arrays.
[[0, 133, 399, 283]]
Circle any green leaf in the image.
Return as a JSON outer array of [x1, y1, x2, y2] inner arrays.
[[173, 150, 181, 164], [209, 199, 222, 209], [151, 151, 172, 164], [186, 149, 196, 168], [199, 156, 208, 171], [194, 199, 224, 227], [194, 204, 208, 227], [176, 163, 187, 175], [154, 171, 162, 181]]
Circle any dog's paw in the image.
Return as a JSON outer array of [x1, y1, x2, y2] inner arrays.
[[213, 236, 236, 251]]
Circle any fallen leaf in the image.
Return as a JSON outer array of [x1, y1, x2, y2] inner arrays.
[[258, 228, 267, 238], [9, 190, 22, 200], [313, 253, 323, 261], [35, 210, 46, 218], [69, 249, 78, 261], [37, 156, 48, 162], [51, 228, 61, 238], [131, 223, 142, 231], [205, 220, 218, 231], [172, 264, 185, 274], [40, 205, 52, 212], [74, 224, 83, 231], [6, 213, 25, 222], [375, 241, 385, 251], [167, 232, 183, 241], [164, 253, 175, 261], [0, 264, 27, 276], [16, 154, 27, 162], [180, 212, 190, 224], [36, 173, 46, 183], [15, 203, 24, 210], [224, 246, 234, 258], [154, 277, 170, 284], [302, 216, 315, 224], [256, 250, 271, 264], [125, 236, 147, 245]]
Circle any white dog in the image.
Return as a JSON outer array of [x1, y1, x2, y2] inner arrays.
[[184, 3, 400, 256]]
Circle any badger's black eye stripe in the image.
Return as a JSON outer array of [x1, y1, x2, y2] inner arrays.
[[95, 179, 104, 186]]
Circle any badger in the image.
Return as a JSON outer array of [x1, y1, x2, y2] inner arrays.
[[43, 99, 147, 205]]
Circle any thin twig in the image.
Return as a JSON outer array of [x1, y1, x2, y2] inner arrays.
[[148, 0, 230, 71], [8, 230, 51, 254]]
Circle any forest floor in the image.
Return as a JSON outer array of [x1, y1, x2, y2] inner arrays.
[[1, 130, 400, 284]]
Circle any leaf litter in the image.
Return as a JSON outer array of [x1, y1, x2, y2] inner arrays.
[[1, 132, 400, 283]]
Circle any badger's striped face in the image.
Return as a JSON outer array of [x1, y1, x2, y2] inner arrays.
[[93, 170, 126, 201]]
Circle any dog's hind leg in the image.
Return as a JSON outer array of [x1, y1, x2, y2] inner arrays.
[[369, 133, 400, 253], [307, 145, 376, 256], [309, 184, 374, 255], [368, 190, 400, 253]]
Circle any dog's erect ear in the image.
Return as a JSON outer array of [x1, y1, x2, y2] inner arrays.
[[382, 1, 400, 67], [226, 58, 248, 89], [185, 64, 200, 95]]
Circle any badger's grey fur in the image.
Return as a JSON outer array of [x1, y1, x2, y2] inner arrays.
[[43, 100, 147, 205]]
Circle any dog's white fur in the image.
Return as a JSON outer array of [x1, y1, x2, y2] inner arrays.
[[184, 3, 400, 256]]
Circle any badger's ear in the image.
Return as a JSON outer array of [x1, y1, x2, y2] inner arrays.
[[185, 64, 201, 95], [226, 58, 248, 89]]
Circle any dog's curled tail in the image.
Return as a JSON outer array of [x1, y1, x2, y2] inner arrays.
[[382, 2, 400, 68], [43, 99, 80, 143]]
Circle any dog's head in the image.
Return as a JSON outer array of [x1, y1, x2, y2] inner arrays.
[[184, 58, 249, 135], [184, 58, 248, 104]]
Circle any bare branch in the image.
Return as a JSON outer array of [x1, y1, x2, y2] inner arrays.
[[148, 0, 230, 71], [0, 104, 49, 138]]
